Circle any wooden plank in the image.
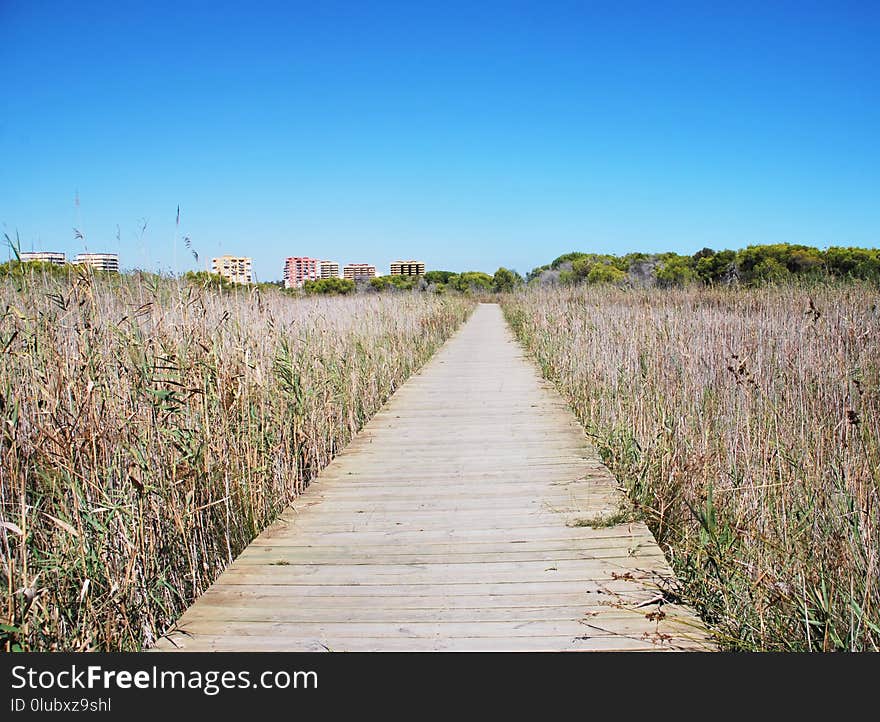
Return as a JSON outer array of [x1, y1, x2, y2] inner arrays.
[[246, 533, 656, 551], [248, 526, 650, 542], [155, 634, 702, 652], [155, 304, 711, 652], [164, 619, 706, 641], [255, 523, 640, 542], [277, 494, 622, 513], [214, 562, 673, 585], [185, 591, 671, 608], [232, 548, 666, 565], [257, 520, 623, 534], [194, 579, 670, 600], [177, 605, 692, 624]]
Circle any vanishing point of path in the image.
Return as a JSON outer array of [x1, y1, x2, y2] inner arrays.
[[157, 304, 712, 651]]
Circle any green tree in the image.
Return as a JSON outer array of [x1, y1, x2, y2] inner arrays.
[[694, 249, 736, 284], [450, 271, 494, 292], [424, 270, 457, 285], [655, 255, 697, 287], [303, 277, 355, 295], [183, 270, 235, 291], [736, 244, 820, 284], [550, 252, 590, 269], [492, 267, 523, 293], [0, 260, 71, 280], [526, 265, 549, 282], [825, 247, 880, 281], [370, 275, 417, 292], [570, 256, 594, 281], [558, 269, 576, 285], [586, 263, 626, 285], [389, 274, 417, 290], [564, 254, 627, 283], [786, 246, 823, 274], [750, 257, 790, 283], [622, 252, 650, 270]]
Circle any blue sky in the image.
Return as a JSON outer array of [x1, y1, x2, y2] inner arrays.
[[1, 1, 878, 279]]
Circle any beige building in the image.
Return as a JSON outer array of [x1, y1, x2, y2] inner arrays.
[[390, 260, 425, 276], [73, 253, 119, 272], [343, 263, 377, 281], [20, 251, 66, 265], [319, 260, 340, 279], [211, 255, 252, 285]]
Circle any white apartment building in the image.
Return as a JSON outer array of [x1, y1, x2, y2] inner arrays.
[[73, 253, 119, 272], [20, 252, 66, 265], [319, 260, 340, 279], [211, 255, 252, 285]]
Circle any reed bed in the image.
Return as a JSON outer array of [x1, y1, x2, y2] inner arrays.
[[503, 284, 880, 651], [0, 269, 473, 650]]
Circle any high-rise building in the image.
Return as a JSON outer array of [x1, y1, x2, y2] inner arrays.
[[73, 253, 119, 273], [319, 260, 339, 279], [284, 257, 320, 288], [211, 255, 252, 284], [20, 252, 66, 265], [390, 260, 425, 276], [343, 263, 377, 281]]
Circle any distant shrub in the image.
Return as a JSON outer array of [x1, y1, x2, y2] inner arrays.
[[655, 256, 697, 287], [424, 270, 457, 285], [183, 270, 236, 291], [0, 260, 72, 280], [303, 277, 355, 295], [492, 267, 524, 292], [448, 272, 494, 292], [586, 263, 626, 285], [370, 275, 417, 292]]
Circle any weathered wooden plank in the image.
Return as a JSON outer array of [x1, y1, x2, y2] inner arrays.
[[276, 504, 621, 518], [251, 532, 657, 550], [259, 519, 623, 534], [214, 561, 673, 585], [232, 548, 666, 566], [255, 523, 641, 542], [277, 494, 622, 512], [155, 634, 699, 652], [164, 619, 706, 642], [194, 579, 668, 600], [177, 605, 695, 624], [247, 532, 655, 550], [241, 537, 656, 556]]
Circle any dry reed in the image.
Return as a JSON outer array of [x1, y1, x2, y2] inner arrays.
[[0, 268, 472, 650], [503, 284, 879, 651]]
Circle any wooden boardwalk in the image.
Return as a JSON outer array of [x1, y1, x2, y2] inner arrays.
[[157, 304, 712, 651]]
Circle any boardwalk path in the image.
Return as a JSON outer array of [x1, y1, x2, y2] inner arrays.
[[157, 304, 711, 651]]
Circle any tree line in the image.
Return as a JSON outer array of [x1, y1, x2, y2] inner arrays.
[[10, 242, 874, 295], [301, 268, 525, 295], [528, 244, 880, 287]]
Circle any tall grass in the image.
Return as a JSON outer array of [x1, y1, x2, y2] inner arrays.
[[0, 268, 473, 650], [503, 284, 880, 651]]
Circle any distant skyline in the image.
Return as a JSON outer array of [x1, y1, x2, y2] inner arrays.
[[2, 1, 878, 280]]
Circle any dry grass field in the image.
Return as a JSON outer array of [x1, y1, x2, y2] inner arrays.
[[5, 265, 877, 652], [503, 284, 880, 651], [0, 268, 472, 650]]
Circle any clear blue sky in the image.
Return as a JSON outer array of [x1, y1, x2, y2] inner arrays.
[[1, 1, 878, 279]]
